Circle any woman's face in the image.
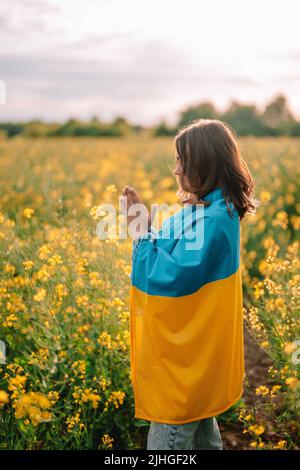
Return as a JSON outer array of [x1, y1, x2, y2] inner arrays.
[[173, 152, 200, 204], [174, 153, 182, 177], [174, 153, 190, 192]]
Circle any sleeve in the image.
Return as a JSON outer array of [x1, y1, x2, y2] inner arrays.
[[130, 212, 209, 297], [132, 225, 160, 251], [128, 226, 160, 279]]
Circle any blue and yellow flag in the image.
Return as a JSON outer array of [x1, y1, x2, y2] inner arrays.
[[130, 187, 244, 424]]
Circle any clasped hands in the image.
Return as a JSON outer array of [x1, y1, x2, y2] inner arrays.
[[121, 186, 156, 240]]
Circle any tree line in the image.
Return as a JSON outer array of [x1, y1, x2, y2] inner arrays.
[[1, 94, 300, 139]]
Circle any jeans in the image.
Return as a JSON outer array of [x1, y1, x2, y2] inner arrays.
[[146, 417, 223, 450]]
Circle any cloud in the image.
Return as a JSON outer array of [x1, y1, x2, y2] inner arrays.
[[0, 45, 263, 124], [1, 0, 300, 122]]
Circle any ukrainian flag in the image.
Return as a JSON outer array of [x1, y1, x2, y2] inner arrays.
[[130, 187, 244, 424]]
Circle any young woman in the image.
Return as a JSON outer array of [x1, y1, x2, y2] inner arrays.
[[122, 119, 256, 450]]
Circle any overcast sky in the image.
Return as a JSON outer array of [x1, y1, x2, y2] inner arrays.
[[1, 0, 300, 125]]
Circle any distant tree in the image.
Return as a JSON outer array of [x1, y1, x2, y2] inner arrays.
[[90, 115, 101, 124], [112, 116, 132, 135], [53, 118, 83, 136], [177, 101, 219, 128], [0, 122, 24, 137], [48, 117, 127, 137], [74, 123, 122, 137], [132, 124, 144, 134], [221, 101, 268, 136], [262, 95, 296, 135], [286, 121, 300, 136], [23, 120, 50, 137], [0, 129, 7, 139], [43, 122, 61, 136], [153, 120, 176, 136]]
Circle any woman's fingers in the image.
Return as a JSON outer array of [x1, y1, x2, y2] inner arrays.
[[126, 189, 135, 207], [122, 186, 130, 196], [123, 186, 143, 205], [130, 187, 145, 207], [132, 188, 152, 226], [126, 187, 140, 208], [121, 186, 150, 236], [122, 186, 148, 218]]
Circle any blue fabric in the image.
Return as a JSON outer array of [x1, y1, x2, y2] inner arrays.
[[131, 187, 240, 297]]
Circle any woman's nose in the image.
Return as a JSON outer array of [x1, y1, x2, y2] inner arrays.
[[173, 162, 180, 175]]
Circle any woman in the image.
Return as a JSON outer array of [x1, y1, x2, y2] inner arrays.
[[122, 119, 256, 450]]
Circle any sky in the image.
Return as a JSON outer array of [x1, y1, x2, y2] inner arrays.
[[1, 0, 300, 125]]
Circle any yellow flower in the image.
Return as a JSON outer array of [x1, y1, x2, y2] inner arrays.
[[254, 281, 264, 299], [141, 189, 154, 200], [255, 385, 269, 396], [101, 433, 114, 449], [288, 274, 300, 288], [33, 288, 46, 302], [4, 263, 15, 274], [48, 391, 60, 406], [285, 193, 295, 205], [111, 297, 125, 307], [66, 412, 83, 433], [71, 360, 86, 378], [76, 295, 89, 307], [284, 342, 297, 355], [285, 377, 298, 388], [8, 375, 27, 391], [37, 245, 51, 260], [23, 208, 34, 219], [106, 184, 117, 193], [259, 191, 271, 204], [98, 332, 112, 349], [272, 211, 288, 229], [81, 389, 101, 408], [274, 440, 287, 449], [258, 260, 268, 275], [2, 314, 18, 328], [90, 205, 108, 219], [0, 390, 9, 407], [275, 297, 285, 309], [23, 260, 34, 271], [249, 424, 265, 436], [35, 268, 51, 282], [105, 391, 125, 409], [159, 177, 174, 190], [270, 385, 281, 397], [14, 391, 52, 426], [99, 376, 111, 391], [47, 255, 63, 266]]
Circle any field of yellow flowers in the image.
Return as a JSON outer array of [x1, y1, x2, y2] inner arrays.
[[0, 135, 299, 450]]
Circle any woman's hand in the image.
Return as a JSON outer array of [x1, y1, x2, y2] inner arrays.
[[121, 186, 151, 239]]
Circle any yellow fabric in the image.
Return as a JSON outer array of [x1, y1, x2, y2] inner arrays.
[[129, 266, 244, 424]]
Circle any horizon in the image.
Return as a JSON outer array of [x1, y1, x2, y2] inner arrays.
[[0, 92, 297, 127]]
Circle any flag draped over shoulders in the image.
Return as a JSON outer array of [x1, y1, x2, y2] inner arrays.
[[129, 187, 244, 424]]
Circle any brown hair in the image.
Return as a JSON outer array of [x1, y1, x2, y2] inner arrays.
[[174, 119, 257, 220]]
